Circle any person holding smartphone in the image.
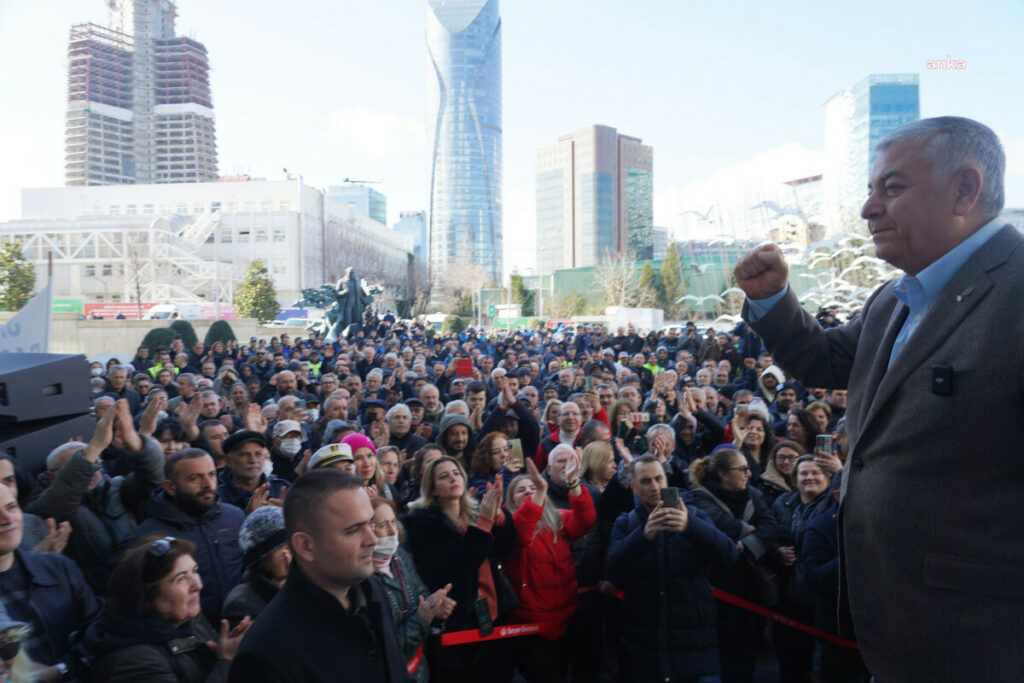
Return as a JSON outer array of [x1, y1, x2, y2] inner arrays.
[[607, 455, 738, 683]]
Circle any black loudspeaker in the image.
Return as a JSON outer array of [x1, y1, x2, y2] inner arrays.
[[0, 353, 91, 423], [0, 413, 97, 477]]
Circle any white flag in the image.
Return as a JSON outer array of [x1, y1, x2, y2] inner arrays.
[[0, 281, 52, 353]]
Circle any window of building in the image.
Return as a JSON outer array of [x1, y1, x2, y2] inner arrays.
[[211, 202, 221, 213], [244, 201, 256, 212], [220, 231, 232, 243], [272, 229, 285, 242], [126, 205, 137, 215], [102, 264, 112, 276], [278, 200, 290, 211], [261, 200, 273, 212], [85, 265, 96, 277], [143, 204, 154, 215], [239, 231, 250, 243], [255, 230, 267, 242], [176, 203, 188, 214], [110, 205, 120, 215]]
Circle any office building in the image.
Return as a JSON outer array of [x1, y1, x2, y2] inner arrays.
[[824, 73, 919, 235], [426, 0, 502, 285], [326, 183, 387, 225], [0, 179, 412, 309], [393, 210, 427, 263], [65, 0, 217, 186], [536, 124, 653, 275]]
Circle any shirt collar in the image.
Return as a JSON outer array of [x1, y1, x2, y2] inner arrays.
[[894, 216, 1005, 307]]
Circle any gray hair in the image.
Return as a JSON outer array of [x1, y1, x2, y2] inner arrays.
[[647, 422, 676, 445], [367, 368, 384, 381], [876, 116, 1005, 215], [444, 400, 469, 415], [177, 373, 197, 387], [386, 403, 411, 421], [46, 441, 87, 471]]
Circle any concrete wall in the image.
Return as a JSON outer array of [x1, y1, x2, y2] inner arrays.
[[0, 312, 300, 357]]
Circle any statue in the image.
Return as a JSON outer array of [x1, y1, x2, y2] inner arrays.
[[293, 268, 383, 342]]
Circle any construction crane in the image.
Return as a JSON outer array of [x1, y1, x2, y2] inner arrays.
[[343, 178, 382, 185]]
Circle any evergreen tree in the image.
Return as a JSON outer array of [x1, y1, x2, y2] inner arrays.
[[659, 242, 685, 315], [169, 320, 199, 348], [204, 320, 237, 347], [140, 327, 177, 355], [0, 240, 36, 311], [234, 259, 280, 324]]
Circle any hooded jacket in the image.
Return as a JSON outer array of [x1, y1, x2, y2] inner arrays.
[[756, 365, 786, 404], [435, 413, 476, 471], [121, 491, 245, 623]]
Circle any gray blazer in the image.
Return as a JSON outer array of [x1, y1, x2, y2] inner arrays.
[[745, 225, 1024, 682]]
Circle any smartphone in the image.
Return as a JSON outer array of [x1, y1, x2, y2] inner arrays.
[[639, 412, 650, 423], [474, 597, 494, 638], [816, 434, 834, 454], [584, 376, 594, 392], [736, 403, 748, 417], [508, 438, 524, 468], [660, 487, 680, 509], [628, 411, 642, 427], [294, 399, 306, 410], [455, 358, 473, 377]]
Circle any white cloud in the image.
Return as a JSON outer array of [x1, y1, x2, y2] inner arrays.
[[323, 107, 425, 160], [655, 143, 824, 241]]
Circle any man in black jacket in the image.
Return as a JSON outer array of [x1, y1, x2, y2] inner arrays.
[[229, 470, 408, 683], [121, 448, 244, 623], [0, 485, 102, 681]]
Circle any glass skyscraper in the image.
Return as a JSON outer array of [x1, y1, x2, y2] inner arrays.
[[824, 73, 919, 235], [426, 0, 502, 286]]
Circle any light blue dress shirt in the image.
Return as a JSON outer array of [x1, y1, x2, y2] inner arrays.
[[746, 216, 1006, 367]]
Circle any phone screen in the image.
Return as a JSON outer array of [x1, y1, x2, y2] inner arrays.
[[455, 358, 473, 377]]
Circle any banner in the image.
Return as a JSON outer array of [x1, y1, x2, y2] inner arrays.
[[0, 282, 52, 353]]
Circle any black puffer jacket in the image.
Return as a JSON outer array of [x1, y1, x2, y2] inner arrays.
[[607, 496, 739, 682]]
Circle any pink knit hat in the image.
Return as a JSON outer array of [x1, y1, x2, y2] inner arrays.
[[341, 433, 377, 456]]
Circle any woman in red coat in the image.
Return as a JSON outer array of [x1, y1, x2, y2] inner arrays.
[[504, 454, 596, 683]]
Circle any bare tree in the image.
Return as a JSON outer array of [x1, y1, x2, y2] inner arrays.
[[592, 249, 658, 309], [124, 231, 148, 318], [432, 262, 488, 313]]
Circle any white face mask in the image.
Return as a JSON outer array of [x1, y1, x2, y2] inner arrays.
[[156, 410, 169, 422], [307, 408, 320, 422], [373, 533, 399, 561], [280, 438, 302, 457], [261, 458, 274, 478], [91, 367, 103, 377]]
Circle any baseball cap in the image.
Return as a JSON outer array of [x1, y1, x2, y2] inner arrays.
[[222, 430, 268, 454], [271, 420, 302, 438]]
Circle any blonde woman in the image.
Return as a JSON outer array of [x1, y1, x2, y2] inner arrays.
[[401, 457, 518, 682]]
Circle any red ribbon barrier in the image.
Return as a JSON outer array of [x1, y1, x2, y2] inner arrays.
[[426, 585, 859, 653], [406, 644, 423, 674]]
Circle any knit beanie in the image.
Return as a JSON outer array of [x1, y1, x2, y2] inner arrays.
[[239, 506, 287, 570]]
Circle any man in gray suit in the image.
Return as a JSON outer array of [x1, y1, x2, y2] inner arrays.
[[734, 117, 1023, 682]]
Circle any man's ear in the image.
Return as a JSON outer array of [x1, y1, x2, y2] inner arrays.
[[952, 166, 984, 217], [162, 479, 176, 497], [290, 531, 315, 564]]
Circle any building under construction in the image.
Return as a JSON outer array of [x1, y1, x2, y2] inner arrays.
[[65, 0, 217, 186]]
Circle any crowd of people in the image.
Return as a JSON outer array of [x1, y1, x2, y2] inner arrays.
[[2, 314, 870, 683]]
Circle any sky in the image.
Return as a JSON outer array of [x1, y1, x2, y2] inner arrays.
[[2, 0, 1023, 279]]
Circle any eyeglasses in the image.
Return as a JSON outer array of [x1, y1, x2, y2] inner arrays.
[[775, 455, 798, 463], [147, 536, 176, 558], [725, 466, 752, 473]]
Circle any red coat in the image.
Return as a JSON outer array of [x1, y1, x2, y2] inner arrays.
[[504, 487, 596, 639]]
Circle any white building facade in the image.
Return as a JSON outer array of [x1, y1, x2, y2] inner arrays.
[[0, 178, 412, 312]]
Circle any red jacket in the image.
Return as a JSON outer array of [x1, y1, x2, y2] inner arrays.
[[504, 487, 596, 639]]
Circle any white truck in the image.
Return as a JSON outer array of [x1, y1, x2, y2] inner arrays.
[[142, 303, 204, 320]]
